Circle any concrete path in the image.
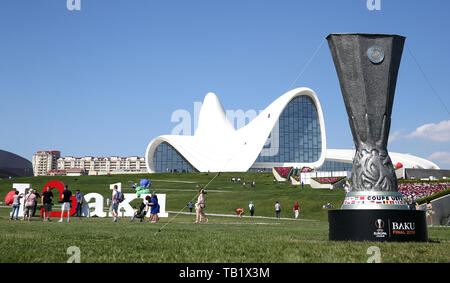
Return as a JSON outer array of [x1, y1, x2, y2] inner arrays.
[[167, 210, 319, 222]]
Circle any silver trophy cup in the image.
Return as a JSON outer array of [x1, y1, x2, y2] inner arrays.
[[327, 33, 408, 210]]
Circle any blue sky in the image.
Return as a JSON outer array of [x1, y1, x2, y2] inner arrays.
[[1, 0, 449, 168]]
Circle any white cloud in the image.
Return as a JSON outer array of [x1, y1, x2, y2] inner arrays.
[[388, 129, 406, 143], [428, 152, 450, 166], [405, 120, 450, 142]]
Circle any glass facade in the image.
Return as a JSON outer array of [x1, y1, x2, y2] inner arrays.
[[317, 160, 352, 172], [255, 96, 322, 164], [153, 142, 197, 173]]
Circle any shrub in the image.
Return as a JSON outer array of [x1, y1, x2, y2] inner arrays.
[[416, 188, 450, 205], [274, 167, 293, 178]]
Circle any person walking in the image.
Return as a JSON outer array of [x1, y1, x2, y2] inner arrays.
[[426, 200, 434, 226], [42, 186, 54, 222], [10, 191, 24, 221], [293, 202, 300, 219], [275, 201, 281, 219], [344, 181, 350, 195], [109, 185, 120, 222], [31, 190, 40, 217], [249, 201, 255, 217], [195, 187, 209, 224], [75, 189, 83, 217], [59, 185, 72, 223], [23, 189, 37, 221], [408, 195, 417, 211], [188, 201, 194, 213]]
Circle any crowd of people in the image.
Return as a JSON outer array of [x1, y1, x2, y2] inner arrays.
[[6, 185, 318, 222], [6, 185, 85, 222], [10, 180, 446, 224], [5, 184, 163, 224], [398, 182, 449, 200]]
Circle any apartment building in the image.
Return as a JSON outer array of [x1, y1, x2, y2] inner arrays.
[[32, 151, 147, 176], [57, 156, 147, 175], [32, 151, 61, 176]]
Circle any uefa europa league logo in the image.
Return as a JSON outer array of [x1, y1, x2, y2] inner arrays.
[[375, 219, 384, 229]]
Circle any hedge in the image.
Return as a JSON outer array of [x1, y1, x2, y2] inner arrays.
[[398, 179, 449, 184], [416, 188, 450, 205]]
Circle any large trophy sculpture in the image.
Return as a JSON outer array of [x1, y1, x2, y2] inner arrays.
[[326, 34, 428, 242]]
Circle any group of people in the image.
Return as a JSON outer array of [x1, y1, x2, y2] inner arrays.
[[230, 177, 256, 188], [6, 184, 162, 224], [109, 184, 161, 223], [275, 201, 302, 219], [129, 195, 160, 223], [8, 185, 84, 222], [41, 185, 84, 222], [234, 201, 302, 219], [9, 189, 43, 221], [8, 181, 342, 224], [398, 182, 449, 200], [235, 201, 255, 217]]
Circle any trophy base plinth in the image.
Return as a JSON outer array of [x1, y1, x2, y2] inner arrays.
[[328, 209, 428, 242]]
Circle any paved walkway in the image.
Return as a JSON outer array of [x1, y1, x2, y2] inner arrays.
[[167, 210, 319, 222], [151, 179, 197, 184], [0, 205, 315, 221]]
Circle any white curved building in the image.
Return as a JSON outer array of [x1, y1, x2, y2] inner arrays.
[[145, 88, 439, 173]]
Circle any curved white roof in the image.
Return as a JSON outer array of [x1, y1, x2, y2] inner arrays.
[[325, 149, 440, 170], [146, 88, 327, 173], [146, 88, 439, 173]]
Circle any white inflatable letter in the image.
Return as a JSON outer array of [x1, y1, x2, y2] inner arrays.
[[84, 193, 106, 217], [12, 183, 31, 217]]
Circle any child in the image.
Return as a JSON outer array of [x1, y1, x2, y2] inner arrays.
[[149, 195, 160, 223]]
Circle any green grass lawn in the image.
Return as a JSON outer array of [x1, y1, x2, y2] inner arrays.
[[0, 172, 449, 263]]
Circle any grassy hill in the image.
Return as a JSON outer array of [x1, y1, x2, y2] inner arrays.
[[0, 172, 345, 220], [1, 172, 449, 263]]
